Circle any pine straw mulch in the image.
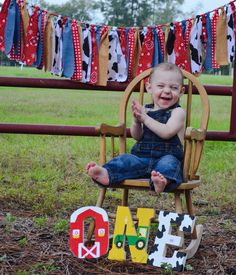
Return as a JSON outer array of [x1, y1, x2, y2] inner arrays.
[[0, 207, 236, 275]]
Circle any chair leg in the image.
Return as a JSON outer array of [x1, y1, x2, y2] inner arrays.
[[174, 191, 184, 240], [182, 190, 203, 259], [122, 189, 129, 206], [185, 190, 197, 239], [174, 191, 183, 213], [96, 187, 107, 207], [86, 188, 107, 242]]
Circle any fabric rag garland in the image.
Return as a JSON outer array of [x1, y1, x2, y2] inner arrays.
[[0, 0, 236, 85]]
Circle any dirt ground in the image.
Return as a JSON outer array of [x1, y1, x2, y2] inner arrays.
[[0, 205, 236, 275]]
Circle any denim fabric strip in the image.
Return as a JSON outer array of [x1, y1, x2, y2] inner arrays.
[[62, 19, 75, 78], [35, 10, 42, 67], [204, 12, 212, 70], [13, 0, 20, 55], [152, 27, 159, 67], [95, 25, 100, 49], [4, 0, 16, 55]]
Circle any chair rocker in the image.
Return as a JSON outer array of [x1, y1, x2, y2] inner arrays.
[[90, 68, 210, 259]]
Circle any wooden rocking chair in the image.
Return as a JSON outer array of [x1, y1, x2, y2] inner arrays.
[[89, 68, 210, 259]]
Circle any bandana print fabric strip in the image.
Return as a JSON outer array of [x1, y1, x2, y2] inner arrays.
[[174, 22, 190, 71], [118, 27, 127, 60], [22, 7, 39, 65], [71, 19, 82, 81], [137, 26, 154, 75], [0, 0, 10, 51], [88, 24, 98, 84]]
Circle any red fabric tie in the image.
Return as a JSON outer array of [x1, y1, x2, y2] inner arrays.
[[22, 7, 40, 65], [0, 0, 11, 51], [89, 24, 98, 84], [118, 27, 127, 59], [156, 26, 165, 58], [174, 22, 190, 71], [211, 10, 220, 69], [137, 26, 154, 75], [127, 27, 135, 80]]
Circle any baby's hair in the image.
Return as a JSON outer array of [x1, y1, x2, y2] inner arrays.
[[150, 63, 184, 85]]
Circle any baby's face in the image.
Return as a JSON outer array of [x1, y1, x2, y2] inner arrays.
[[147, 69, 184, 110]]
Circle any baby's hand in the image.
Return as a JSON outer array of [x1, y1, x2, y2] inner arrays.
[[132, 99, 145, 123]]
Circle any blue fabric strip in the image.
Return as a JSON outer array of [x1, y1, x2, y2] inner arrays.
[[4, 0, 16, 55], [204, 12, 212, 70], [62, 19, 75, 78]]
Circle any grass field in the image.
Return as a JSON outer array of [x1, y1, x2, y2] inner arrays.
[[0, 66, 235, 218]]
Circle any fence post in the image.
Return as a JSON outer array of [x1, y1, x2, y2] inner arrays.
[[229, 53, 236, 136]]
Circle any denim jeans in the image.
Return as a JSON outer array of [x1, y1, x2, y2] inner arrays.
[[103, 153, 183, 192]]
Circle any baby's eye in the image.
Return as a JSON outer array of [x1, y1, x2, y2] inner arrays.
[[157, 84, 164, 88], [171, 86, 179, 90]]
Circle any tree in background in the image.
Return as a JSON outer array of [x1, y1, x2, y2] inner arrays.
[[152, 0, 185, 25], [39, 0, 100, 22], [100, 0, 152, 26], [99, 0, 185, 26], [37, 0, 185, 26]]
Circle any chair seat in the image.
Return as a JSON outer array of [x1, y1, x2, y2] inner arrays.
[[115, 179, 200, 191]]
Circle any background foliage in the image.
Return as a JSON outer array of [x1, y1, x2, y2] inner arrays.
[[38, 0, 186, 25]]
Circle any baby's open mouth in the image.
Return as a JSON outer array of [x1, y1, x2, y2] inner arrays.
[[160, 97, 171, 100]]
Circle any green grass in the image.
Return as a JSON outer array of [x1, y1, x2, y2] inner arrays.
[[0, 65, 57, 78], [0, 66, 235, 216]]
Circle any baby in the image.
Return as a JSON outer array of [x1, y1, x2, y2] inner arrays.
[[86, 63, 185, 193]]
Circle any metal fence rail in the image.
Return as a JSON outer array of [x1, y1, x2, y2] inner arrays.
[[0, 74, 236, 141]]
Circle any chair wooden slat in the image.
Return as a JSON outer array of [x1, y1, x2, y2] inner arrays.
[[186, 80, 193, 128], [139, 79, 145, 105]]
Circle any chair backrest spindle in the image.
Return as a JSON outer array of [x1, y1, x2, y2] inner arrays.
[[186, 80, 193, 128], [139, 79, 145, 105]]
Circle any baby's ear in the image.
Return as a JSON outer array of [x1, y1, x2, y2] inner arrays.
[[180, 86, 185, 96], [145, 79, 152, 94]]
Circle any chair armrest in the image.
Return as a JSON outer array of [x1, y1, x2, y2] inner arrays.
[[96, 123, 125, 136], [185, 127, 206, 141]]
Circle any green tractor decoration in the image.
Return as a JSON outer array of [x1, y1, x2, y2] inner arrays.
[[114, 225, 149, 250]]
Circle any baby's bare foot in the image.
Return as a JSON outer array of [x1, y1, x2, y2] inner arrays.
[[151, 171, 167, 194], [86, 162, 109, 186]]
